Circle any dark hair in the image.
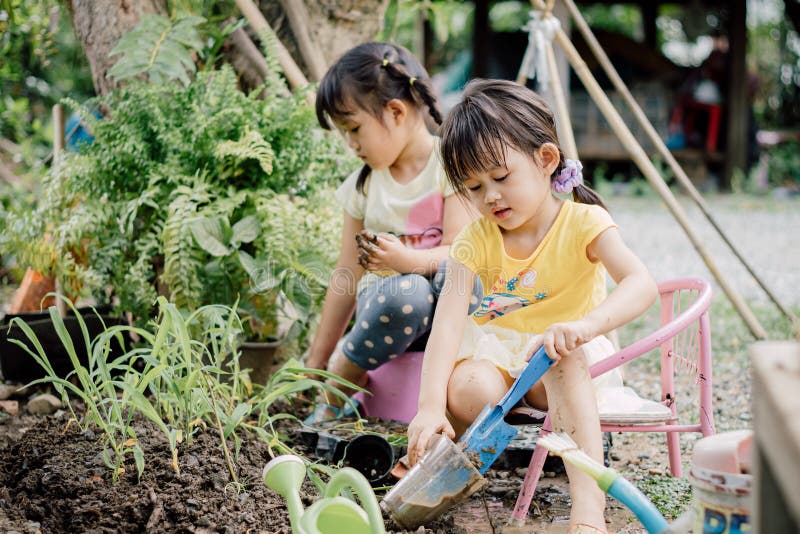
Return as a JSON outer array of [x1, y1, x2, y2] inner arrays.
[[316, 42, 443, 194], [440, 79, 605, 209]]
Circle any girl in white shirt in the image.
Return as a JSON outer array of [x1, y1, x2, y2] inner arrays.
[[304, 42, 479, 423]]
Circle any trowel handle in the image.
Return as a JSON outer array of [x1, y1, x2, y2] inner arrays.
[[497, 346, 555, 416]]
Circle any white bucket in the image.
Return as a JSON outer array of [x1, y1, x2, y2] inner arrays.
[[690, 464, 752, 534]]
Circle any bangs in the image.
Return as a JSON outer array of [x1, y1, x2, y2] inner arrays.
[[316, 74, 382, 129], [315, 76, 355, 128], [440, 105, 510, 195]]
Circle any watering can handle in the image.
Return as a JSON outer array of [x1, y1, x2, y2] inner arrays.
[[496, 346, 555, 416]]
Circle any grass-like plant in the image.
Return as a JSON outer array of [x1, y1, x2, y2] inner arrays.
[[9, 294, 363, 485], [9, 294, 164, 481]]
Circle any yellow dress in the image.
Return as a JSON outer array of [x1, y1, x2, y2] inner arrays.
[[450, 200, 621, 389]]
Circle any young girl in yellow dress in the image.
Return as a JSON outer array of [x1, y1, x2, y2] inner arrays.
[[407, 79, 658, 534]]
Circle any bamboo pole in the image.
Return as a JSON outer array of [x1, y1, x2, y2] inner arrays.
[[53, 104, 67, 318], [233, 0, 309, 90], [545, 40, 577, 160], [529, 0, 767, 339], [515, 2, 576, 158], [53, 104, 65, 164], [278, 0, 327, 82], [561, 0, 796, 326]]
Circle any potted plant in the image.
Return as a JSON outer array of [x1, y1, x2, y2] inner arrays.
[[3, 65, 355, 379], [190, 188, 341, 381]]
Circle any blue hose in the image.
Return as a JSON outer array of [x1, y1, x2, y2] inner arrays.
[[607, 477, 670, 534]]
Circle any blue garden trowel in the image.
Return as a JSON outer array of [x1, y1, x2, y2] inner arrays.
[[458, 346, 555, 473]]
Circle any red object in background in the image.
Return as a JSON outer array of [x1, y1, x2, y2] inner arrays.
[[682, 99, 723, 153]]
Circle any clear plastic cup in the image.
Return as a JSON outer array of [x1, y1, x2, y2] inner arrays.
[[381, 434, 486, 530]]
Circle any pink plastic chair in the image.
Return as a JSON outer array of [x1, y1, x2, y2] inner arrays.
[[353, 351, 424, 423], [513, 278, 715, 522]]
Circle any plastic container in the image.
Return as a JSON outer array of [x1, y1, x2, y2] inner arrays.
[[0, 307, 128, 382], [689, 431, 753, 534], [381, 434, 485, 530], [299, 429, 395, 486]]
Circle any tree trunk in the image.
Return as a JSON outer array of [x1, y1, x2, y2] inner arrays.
[[260, 0, 390, 74], [66, 0, 389, 96], [66, 0, 168, 96]]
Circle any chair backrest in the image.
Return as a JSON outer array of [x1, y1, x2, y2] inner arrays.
[[511, 278, 714, 522], [589, 277, 713, 381]]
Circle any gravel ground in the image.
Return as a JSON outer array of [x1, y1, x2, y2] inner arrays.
[[612, 193, 800, 307]]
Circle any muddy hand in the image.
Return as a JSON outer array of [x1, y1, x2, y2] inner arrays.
[[407, 410, 455, 466], [355, 232, 379, 269], [359, 229, 379, 245]]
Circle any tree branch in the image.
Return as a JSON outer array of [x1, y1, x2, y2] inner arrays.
[[0, 137, 21, 155], [233, 0, 309, 90], [0, 160, 22, 186], [278, 0, 327, 81]]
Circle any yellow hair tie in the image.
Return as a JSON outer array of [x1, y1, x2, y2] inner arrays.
[[382, 59, 389, 67], [409, 77, 417, 86]]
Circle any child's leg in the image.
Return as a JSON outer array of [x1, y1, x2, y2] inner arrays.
[[325, 273, 436, 404], [446, 359, 510, 436], [540, 347, 606, 532]]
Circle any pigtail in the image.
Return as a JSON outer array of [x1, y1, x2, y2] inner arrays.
[[355, 164, 372, 194], [553, 156, 608, 210], [381, 56, 443, 126], [572, 184, 607, 211], [410, 78, 444, 126]]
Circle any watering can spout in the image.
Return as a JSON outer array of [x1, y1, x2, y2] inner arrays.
[[263, 455, 386, 534]]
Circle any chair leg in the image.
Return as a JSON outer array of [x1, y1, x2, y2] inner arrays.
[[666, 430, 682, 477], [512, 443, 549, 522], [512, 418, 552, 522]]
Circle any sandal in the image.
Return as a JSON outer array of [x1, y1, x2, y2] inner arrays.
[[303, 399, 361, 425], [568, 524, 609, 534]]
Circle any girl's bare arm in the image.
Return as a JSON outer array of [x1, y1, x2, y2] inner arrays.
[[537, 228, 657, 360], [407, 259, 474, 464], [304, 213, 365, 370], [583, 227, 658, 336]]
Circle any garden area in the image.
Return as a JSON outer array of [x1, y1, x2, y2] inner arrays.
[[1, 1, 799, 533]]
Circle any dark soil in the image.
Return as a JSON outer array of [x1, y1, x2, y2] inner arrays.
[[0, 412, 294, 533], [0, 409, 460, 533]]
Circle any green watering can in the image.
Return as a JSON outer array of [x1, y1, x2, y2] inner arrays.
[[262, 455, 386, 534]]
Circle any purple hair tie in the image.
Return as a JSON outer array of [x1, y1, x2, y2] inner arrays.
[[552, 159, 583, 194]]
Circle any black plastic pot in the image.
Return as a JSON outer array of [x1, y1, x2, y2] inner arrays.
[[300, 428, 395, 486], [0, 307, 130, 383]]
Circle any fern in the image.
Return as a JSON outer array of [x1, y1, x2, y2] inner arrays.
[[215, 129, 274, 175], [255, 26, 289, 96], [5, 63, 358, 339], [161, 179, 212, 309], [108, 14, 205, 86]]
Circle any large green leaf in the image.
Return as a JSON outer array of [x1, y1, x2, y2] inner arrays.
[[232, 215, 259, 245], [191, 216, 232, 257], [107, 14, 205, 86]]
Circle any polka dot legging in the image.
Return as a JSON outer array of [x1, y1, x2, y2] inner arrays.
[[341, 260, 482, 370]]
